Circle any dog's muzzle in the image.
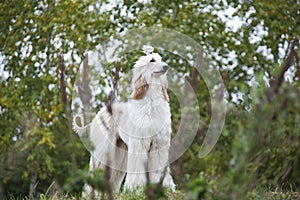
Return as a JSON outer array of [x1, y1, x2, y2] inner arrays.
[[154, 65, 169, 74]]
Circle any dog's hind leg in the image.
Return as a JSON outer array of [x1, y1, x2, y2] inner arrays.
[[110, 170, 126, 192], [109, 138, 128, 192]]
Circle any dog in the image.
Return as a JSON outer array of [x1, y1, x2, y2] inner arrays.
[[73, 45, 175, 192]]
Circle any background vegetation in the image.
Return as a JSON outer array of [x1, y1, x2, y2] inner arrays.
[[1, 0, 300, 199]]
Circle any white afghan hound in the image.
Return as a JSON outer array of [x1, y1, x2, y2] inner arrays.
[[73, 45, 175, 192]]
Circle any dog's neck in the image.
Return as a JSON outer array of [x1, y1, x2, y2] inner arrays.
[[144, 84, 167, 102]]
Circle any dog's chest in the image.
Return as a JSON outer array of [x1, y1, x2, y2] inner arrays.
[[117, 99, 171, 143]]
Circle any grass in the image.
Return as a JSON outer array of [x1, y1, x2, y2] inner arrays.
[[35, 190, 184, 200], [247, 185, 300, 200], [6, 184, 300, 200]]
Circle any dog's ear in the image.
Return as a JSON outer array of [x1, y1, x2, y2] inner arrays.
[[162, 79, 169, 102], [131, 75, 149, 100], [162, 86, 169, 102]]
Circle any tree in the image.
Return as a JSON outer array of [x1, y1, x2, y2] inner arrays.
[[1, 0, 300, 198], [0, 0, 115, 198]]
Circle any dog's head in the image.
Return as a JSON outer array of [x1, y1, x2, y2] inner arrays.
[[131, 45, 169, 101]]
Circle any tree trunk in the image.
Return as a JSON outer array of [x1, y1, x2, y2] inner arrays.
[[29, 170, 38, 200], [0, 181, 4, 200]]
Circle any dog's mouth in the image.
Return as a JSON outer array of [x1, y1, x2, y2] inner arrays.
[[153, 65, 169, 75], [153, 69, 168, 74]]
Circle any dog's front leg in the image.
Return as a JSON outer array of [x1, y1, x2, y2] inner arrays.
[[148, 137, 176, 191], [123, 138, 151, 191]]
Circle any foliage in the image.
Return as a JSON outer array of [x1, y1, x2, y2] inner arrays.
[[1, 0, 300, 199], [0, 0, 111, 198]]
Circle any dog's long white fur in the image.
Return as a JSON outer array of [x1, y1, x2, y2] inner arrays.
[[73, 45, 175, 192]]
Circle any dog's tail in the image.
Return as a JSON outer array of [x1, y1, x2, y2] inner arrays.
[[73, 114, 90, 136]]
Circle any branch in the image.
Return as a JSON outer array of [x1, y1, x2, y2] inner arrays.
[[106, 60, 121, 114], [190, 48, 203, 91], [78, 53, 92, 111], [267, 38, 299, 102], [59, 55, 67, 106], [295, 47, 300, 80], [145, 161, 154, 200], [274, 39, 298, 92], [105, 163, 113, 200]]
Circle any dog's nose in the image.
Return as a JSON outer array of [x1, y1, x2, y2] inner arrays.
[[163, 65, 169, 71]]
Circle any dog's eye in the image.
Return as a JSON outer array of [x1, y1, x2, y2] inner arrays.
[[150, 58, 155, 62]]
